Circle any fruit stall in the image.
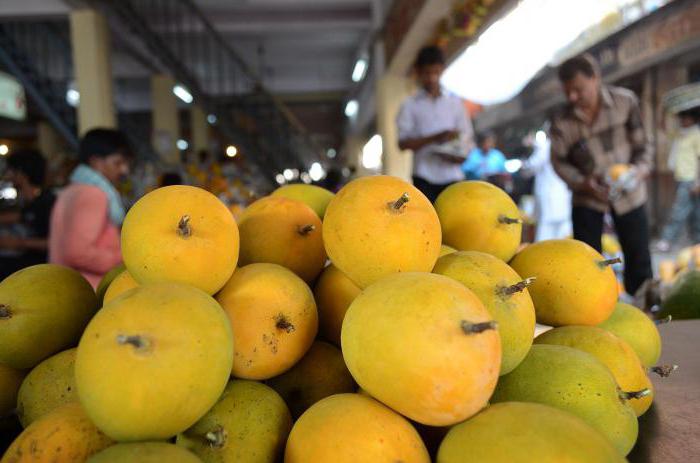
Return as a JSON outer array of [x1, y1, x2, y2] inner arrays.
[[1, 177, 699, 462]]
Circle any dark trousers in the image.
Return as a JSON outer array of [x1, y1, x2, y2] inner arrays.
[[572, 205, 652, 296], [412, 176, 452, 203]]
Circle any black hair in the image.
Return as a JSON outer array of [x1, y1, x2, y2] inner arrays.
[[159, 172, 183, 187], [78, 128, 132, 164], [477, 131, 496, 146], [415, 46, 445, 68], [679, 110, 698, 122], [6, 149, 47, 186], [558, 53, 599, 82]]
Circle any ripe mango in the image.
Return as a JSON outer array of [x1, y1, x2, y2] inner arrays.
[[216, 263, 317, 380], [271, 184, 335, 218], [88, 443, 202, 463], [599, 302, 661, 367], [75, 283, 233, 441], [0, 264, 98, 369], [437, 402, 625, 463], [510, 239, 618, 326], [17, 348, 76, 427], [342, 272, 500, 426], [121, 185, 239, 295], [491, 344, 639, 456], [177, 380, 291, 463], [266, 341, 355, 418], [323, 175, 441, 288], [103, 270, 139, 305], [439, 244, 457, 257], [435, 181, 522, 261], [238, 196, 326, 283], [285, 393, 430, 463], [0, 364, 23, 418], [95, 263, 125, 306], [433, 251, 535, 375], [535, 326, 653, 416], [313, 264, 361, 346]]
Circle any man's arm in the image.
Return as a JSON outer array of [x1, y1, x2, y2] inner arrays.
[[396, 99, 457, 151]]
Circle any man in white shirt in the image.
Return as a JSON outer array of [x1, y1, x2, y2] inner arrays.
[[397, 46, 474, 202]]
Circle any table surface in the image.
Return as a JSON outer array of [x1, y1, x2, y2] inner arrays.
[[629, 319, 700, 462]]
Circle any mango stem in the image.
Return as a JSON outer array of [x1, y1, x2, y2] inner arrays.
[[116, 334, 151, 351], [297, 224, 316, 236], [388, 193, 410, 211], [597, 257, 622, 268], [619, 388, 652, 400], [655, 315, 672, 325], [205, 425, 227, 448], [498, 277, 536, 297], [498, 215, 522, 225], [649, 364, 678, 377], [0, 304, 11, 320], [461, 320, 498, 334], [275, 314, 296, 333], [177, 215, 192, 238]]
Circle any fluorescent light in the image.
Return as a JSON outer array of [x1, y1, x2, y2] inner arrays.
[[283, 169, 294, 181], [291, 168, 300, 180], [275, 174, 286, 184], [226, 145, 238, 157], [505, 159, 523, 173], [0, 144, 8, 156], [362, 134, 382, 170], [300, 172, 312, 184], [535, 130, 548, 144], [207, 114, 217, 124], [345, 100, 359, 118], [173, 84, 193, 104], [66, 88, 80, 107], [176, 139, 188, 150], [352, 58, 368, 82], [309, 162, 325, 181], [0, 186, 17, 200], [326, 148, 336, 159]]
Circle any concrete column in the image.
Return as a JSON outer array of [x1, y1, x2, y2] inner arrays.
[[377, 74, 415, 181], [69, 9, 116, 134], [151, 74, 179, 165], [190, 105, 209, 155]]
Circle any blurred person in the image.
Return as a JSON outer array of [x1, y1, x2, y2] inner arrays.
[[656, 110, 700, 251], [158, 172, 184, 187], [398, 46, 474, 202], [0, 149, 56, 278], [550, 53, 652, 296], [461, 131, 507, 180], [49, 128, 132, 287], [522, 130, 572, 241]]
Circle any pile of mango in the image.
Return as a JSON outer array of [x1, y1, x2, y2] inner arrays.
[[0, 176, 670, 462]]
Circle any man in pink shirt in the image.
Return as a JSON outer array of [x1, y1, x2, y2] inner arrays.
[[49, 128, 132, 287]]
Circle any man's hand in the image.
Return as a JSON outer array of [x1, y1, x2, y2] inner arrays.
[[579, 176, 610, 203], [433, 130, 459, 144]]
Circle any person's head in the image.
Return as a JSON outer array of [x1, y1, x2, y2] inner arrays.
[[5, 149, 46, 191], [678, 110, 697, 128], [415, 46, 445, 95], [558, 53, 601, 111], [78, 128, 132, 186], [159, 172, 183, 187], [477, 131, 496, 151]]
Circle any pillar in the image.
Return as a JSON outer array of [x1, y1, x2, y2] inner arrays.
[[69, 9, 116, 134], [377, 74, 415, 181], [191, 106, 209, 155], [151, 74, 179, 165]]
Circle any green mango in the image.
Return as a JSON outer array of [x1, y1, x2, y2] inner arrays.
[[658, 270, 700, 320], [89, 442, 202, 463], [599, 302, 661, 367]]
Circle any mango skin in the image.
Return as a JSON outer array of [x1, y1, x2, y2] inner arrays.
[[599, 302, 662, 367], [89, 443, 202, 463], [271, 184, 335, 219], [0, 364, 24, 418], [313, 264, 361, 346], [437, 402, 625, 463], [491, 344, 639, 456]]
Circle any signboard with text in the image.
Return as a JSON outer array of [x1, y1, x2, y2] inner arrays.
[[0, 71, 26, 121]]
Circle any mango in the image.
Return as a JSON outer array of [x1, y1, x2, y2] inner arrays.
[[75, 283, 233, 441], [657, 269, 700, 320], [433, 251, 535, 374], [17, 348, 76, 427], [285, 393, 430, 463], [271, 183, 334, 218], [0, 364, 23, 418], [435, 181, 522, 261], [237, 196, 325, 283], [266, 341, 355, 419], [323, 175, 441, 288], [313, 264, 361, 346], [437, 402, 625, 463], [535, 326, 653, 416], [102, 270, 139, 305], [216, 263, 317, 380], [510, 239, 618, 326], [492, 344, 639, 455], [1, 402, 112, 463], [439, 244, 457, 257], [342, 272, 500, 426], [88, 443, 202, 463], [177, 380, 291, 463], [599, 302, 661, 367], [121, 185, 239, 295], [0, 264, 98, 369], [95, 263, 125, 306]]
